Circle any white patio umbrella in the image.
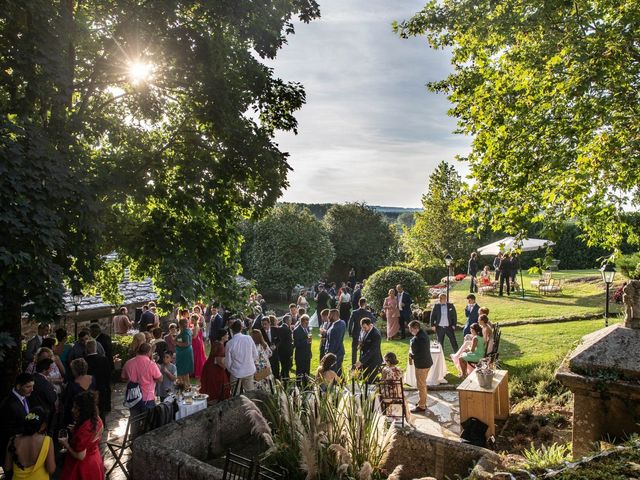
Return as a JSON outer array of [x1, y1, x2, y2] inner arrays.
[[477, 237, 555, 297]]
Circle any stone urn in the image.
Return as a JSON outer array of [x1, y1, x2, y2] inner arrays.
[[555, 280, 640, 457]]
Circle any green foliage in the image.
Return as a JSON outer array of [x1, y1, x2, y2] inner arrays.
[[395, 1, 640, 252], [323, 203, 397, 280], [403, 162, 474, 271], [551, 223, 608, 270], [527, 249, 555, 276], [509, 355, 571, 408], [362, 266, 428, 311], [111, 335, 134, 363], [521, 442, 572, 472], [248, 205, 334, 293], [615, 253, 640, 278]]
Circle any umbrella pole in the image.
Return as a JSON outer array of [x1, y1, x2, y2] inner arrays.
[[520, 269, 525, 298]]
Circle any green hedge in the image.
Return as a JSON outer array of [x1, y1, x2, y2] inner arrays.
[[362, 266, 428, 312], [112, 335, 134, 363]]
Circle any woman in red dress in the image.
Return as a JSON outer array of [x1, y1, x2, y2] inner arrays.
[[191, 313, 207, 379], [59, 390, 104, 480], [199, 329, 230, 402]]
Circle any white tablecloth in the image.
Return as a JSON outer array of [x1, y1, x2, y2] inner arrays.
[[404, 343, 448, 387], [175, 398, 207, 420]]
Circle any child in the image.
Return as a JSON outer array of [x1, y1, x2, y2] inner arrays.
[[157, 351, 177, 401]]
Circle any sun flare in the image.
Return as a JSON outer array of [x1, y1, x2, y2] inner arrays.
[[128, 61, 154, 85]]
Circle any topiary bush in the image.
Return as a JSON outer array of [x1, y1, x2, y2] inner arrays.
[[362, 266, 429, 312]]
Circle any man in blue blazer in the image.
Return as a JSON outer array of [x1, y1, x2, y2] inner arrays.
[[430, 293, 459, 351], [356, 318, 383, 384], [325, 309, 346, 376], [293, 315, 312, 386], [463, 294, 480, 336], [396, 284, 413, 339]]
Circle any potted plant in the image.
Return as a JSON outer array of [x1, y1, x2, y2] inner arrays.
[[475, 360, 494, 389]]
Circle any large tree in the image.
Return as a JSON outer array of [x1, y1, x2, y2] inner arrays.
[[0, 0, 319, 392], [246, 204, 334, 295], [323, 203, 397, 281], [403, 162, 474, 269], [396, 0, 640, 251]]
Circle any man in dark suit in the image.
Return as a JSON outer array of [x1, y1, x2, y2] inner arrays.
[[0, 373, 34, 459], [209, 303, 225, 339], [139, 304, 157, 331], [85, 339, 111, 427], [351, 283, 362, 310], [409, 320, 433, 413], [348, 297, 374, 365], [24, 322, 50, 365], [356, 318, 382, 384], [463, 294, 481, 336], [396, 284, 413, 339], [468, 252, 479, 293], [250, 306, 264, 330], [314, 284, 331, 320], [499, 253, 513, 296], [293, 315, 312, 386], [277, 316, 294, 381], [90, 323, 113, 371], [325, 309, 346, 376], [260, 316, 280, 379], [430, 293, 459, 351], [31, 358, 57, 429]]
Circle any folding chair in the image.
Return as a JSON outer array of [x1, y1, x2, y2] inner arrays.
[[377, 379, 407, 427], [222, 450, 255, 480], [106, 409, 150, 479], [255, 463, 288, 480], [483, 324, 501, 368]]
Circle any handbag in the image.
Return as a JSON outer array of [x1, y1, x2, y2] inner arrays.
[[254, 366, 272, 382], [123, 381, 143, 408]]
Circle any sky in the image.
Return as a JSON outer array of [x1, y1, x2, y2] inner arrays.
[[265, 0, 472, 208]]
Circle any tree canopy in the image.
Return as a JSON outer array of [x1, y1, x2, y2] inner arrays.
[[322, 203, 397, 280], [395, 0, 640, 251], [403, 162, 474, 269], [246, 204, 334, 294], [0, 0, 319, 392]]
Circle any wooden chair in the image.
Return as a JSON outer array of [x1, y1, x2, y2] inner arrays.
[[222, 450, 255, 480], [106, 409, 151, 479], [377, 379, 407, 427], [255, 464, 288, 480]]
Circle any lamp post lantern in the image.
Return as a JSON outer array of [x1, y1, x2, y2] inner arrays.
[[600, 263, 616, 327], [444, 254, 453, 304]]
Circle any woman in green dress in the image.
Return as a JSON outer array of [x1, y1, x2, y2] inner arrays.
[[459, 323, 486, 375], [175, 315, 194, 384]]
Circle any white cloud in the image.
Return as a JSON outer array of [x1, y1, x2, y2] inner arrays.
[[266, 0, 472, 207]]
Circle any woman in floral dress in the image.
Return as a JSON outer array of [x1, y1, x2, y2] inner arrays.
[[250, 330, 273, 391]]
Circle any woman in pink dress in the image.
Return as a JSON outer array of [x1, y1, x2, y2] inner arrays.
[[191, 313, 206, 379], [383, 289, 401, 340]]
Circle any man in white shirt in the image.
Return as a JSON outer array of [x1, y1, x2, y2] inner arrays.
[[225, 320, 259, 394]]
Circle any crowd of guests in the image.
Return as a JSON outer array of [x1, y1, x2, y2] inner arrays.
[[1, 321, 113, 480], [468, 251, 521, 296], [0, 270, 499, 479]]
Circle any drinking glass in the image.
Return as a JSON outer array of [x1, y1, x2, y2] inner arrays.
[[58, 428, 69, 453]]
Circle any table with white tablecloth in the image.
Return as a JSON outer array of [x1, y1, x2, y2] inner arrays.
[[175, 398, 207, 420], [403, 342, 448, 387]]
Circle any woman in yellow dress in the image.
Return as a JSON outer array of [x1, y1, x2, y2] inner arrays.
[[3, 407, 55, 480]]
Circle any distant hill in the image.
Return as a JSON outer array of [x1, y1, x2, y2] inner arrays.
[[279, 202, 422, 221]]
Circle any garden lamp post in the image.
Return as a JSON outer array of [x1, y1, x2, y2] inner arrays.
[[444, 253, 453, 304], [600, 263, 616, 327]]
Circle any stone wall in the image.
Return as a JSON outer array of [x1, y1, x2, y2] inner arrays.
[[382, 429, 501, 480], [130, 391, 270, 480]]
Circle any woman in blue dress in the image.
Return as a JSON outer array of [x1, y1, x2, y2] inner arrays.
[[175, 316, 194, 384]]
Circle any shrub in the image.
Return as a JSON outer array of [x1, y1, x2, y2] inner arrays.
[[521, 442, 572, 472], [362, 266, 428, 311], [111, 335, 134, 363], [615, 252, 640, 278]]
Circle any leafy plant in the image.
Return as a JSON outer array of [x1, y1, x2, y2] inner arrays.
[[521, 442, 572, 471], [616, 253, 640, 278]]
